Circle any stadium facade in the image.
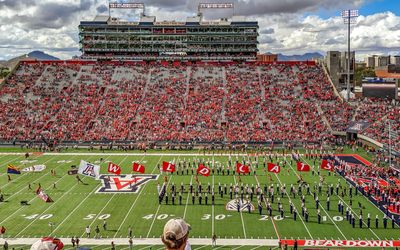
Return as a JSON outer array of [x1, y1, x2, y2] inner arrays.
[[79, 4, 258, 61]]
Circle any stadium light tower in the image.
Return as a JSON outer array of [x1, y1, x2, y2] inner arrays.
[[341, 9, 359, 101]]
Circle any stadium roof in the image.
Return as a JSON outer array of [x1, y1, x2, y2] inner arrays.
[[87, 14, 255, 26], [94, 15, 110, 22]]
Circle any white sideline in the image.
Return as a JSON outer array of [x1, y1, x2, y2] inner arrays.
[[0, 152, 303, 156], [146, 157, 177, 238], [51, 155, 114, 235], [0, 155, 83, 226], [0, 154, 41, 190], [0, 155, 64, 204], [298, 156, 348, 240], [113, 155, 160, 238], [0, 238, 280, 246], [232, 166, 247, 238], [79, 155, 131, 238]]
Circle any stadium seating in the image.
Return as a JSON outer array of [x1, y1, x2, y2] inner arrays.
[[0, 60, 397, 151]]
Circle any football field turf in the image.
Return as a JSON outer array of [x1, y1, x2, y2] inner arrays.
[[0, 149, 399, 249]]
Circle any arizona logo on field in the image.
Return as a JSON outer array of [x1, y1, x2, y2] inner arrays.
[[97, 174, 158, 193], [225, 199, 255, 212]]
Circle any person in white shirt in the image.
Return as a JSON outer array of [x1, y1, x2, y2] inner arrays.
[[85, 226, 90, 238]]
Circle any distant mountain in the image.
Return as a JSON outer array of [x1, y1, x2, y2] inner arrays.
[[277, 52, 324, 61], [28, 51, 60, 61]]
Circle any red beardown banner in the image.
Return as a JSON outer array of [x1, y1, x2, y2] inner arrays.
[[296, 161, 310, 172], [197, 164, 211, 177], [132, 162, 145, 174], [162, 161, 175, 173], [108, 162, 121, 175], [236, 162, 250, 174], [321, 159, 333, 171], [280, 240, 400, 248], [36, 188, 53, 202], [267, 163, 280, 173]]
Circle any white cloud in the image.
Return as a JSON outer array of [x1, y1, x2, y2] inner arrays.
[[0, 0, 399, 60], [256, 11, 400, 60]]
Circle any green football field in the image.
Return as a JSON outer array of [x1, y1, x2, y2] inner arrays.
[[0, 148, 399, 249]]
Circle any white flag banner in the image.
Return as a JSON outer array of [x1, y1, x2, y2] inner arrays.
[[78, 160, 100, 179], [22, 165, 46, 172]]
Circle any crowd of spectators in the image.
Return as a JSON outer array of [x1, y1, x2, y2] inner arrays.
[[0, 61, 397, 150]]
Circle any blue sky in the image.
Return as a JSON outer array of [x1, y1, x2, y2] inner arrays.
[[0, 0, 399, 60], [360, 0, 400, 16], [312, 0, 400, 19]]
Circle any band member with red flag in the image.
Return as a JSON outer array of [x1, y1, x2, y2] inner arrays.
[[197, 164, 211, 177], [162, 161, 175, 173], [267, 163, 280, 173], [108, 162, 121, 175], [297, 161, 310, 172], [236, 162, 250, 174], [132, 162, 145, 174], [321, 159, 333, 171]]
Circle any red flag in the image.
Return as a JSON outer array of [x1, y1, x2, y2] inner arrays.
[[132, 162, 145, 174], [321, 159, 333, 171], [108, 162, 121, 175], [236, 162, 250, 174], [162, 161, 175, 173], [297, 161, 310, 172], [197, 164, 210, 177], [267, 163, 280, 173]]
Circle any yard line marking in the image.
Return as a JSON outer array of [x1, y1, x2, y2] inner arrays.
[[232, 168, 247, 239], [14, 155, 102, 237], [211, 245, 225, 250], [79, 155, 131, 238], [0, 154, 41, 189], [248, 157, 280, 240], [232, 245, 243, 250], [211, 157, 215, 236], [0, 155, 65, 204], [183, 175, 194, 219], [15, 178, 86, 237], [0, 155, 83, 226], [249, 245, 263, 250], [194, 245, 209, 250], [297, 156, 347, 240], [146, 157, 177, 238], [113, 155, 162, 238], [51, 156, 113, 234], [0, 154, 18, 174], [334, 176, 381, 239], [273, 172, 313, 239]]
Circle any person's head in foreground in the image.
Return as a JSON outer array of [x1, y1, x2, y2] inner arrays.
[[162, 218, 191, 250]]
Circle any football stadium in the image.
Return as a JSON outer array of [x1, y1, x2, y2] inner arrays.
[[0, 1, 399, 250]]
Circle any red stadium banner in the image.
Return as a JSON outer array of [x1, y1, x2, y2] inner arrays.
[[108, 162, 121, 175], [162, 161, 175, 173], [132, 162, 145, 174], [296, 161, 310, 172], [280, 239, 400, 247], [236, 163, 250, 174], [267, 163, 280, 173], [320, 159, 333, 171], [197, 164, 211, 177]]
